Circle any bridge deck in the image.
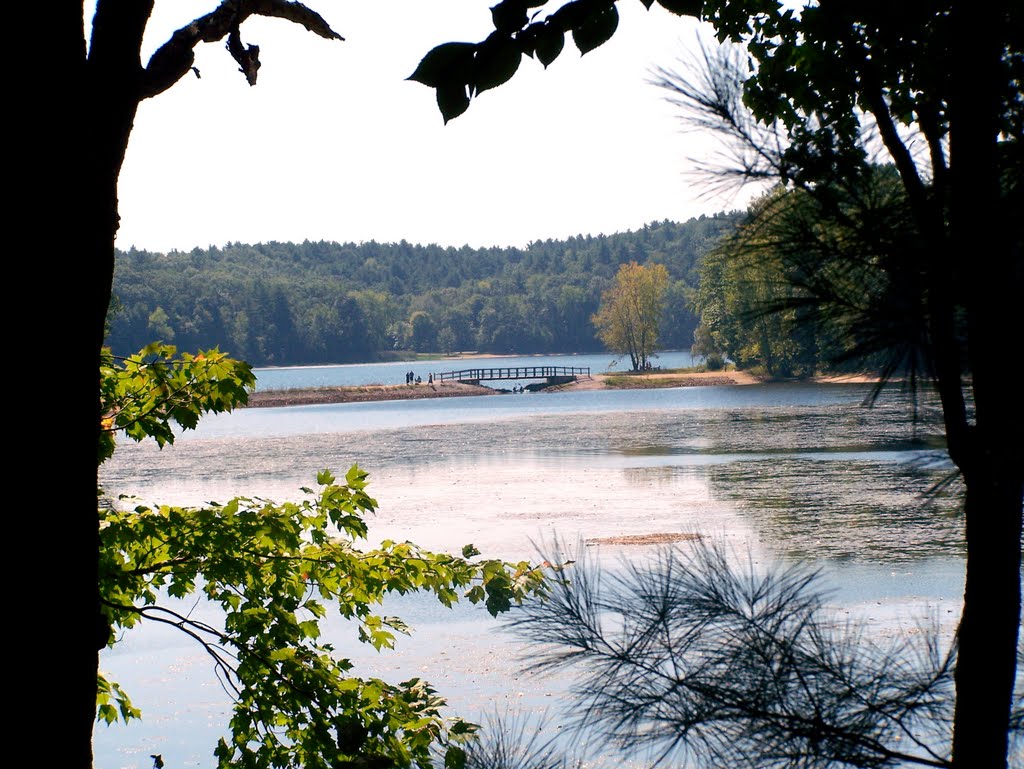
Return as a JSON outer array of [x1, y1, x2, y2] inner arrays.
[[437, 366, 590, 383]]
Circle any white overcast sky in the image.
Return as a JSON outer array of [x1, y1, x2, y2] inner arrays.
[[103, 1, 765, 252]]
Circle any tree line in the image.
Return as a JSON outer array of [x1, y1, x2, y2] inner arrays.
[[692, 168, 928, 378], [105, 214, 742, 366]]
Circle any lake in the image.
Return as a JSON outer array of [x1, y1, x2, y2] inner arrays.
[[96, 357, 964, 768]]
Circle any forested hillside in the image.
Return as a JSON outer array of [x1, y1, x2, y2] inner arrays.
[[106, 213, 743, 366]]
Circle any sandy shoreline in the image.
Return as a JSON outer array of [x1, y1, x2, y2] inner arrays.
[[243, 380, 496, 408], [243, 369, 769, 408]]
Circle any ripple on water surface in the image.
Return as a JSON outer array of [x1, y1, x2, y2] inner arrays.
[[96, 384, 963, 769]]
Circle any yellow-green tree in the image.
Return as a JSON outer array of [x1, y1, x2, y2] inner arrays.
[[592, 261, 669, 371]]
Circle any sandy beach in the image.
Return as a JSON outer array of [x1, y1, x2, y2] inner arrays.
[[243, 369, 765, 408]]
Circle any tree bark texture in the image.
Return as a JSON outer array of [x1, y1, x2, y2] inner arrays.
[[948, 2, 1023, 767], [75, 3, 152, 766]]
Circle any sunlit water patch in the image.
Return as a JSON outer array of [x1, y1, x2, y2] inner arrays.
[[96, 382, 964, 769]]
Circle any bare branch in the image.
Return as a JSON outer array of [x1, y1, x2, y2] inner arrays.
[[141, 0, 344, 99]]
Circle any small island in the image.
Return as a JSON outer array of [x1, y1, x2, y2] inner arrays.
[[242, 369, 764, 408]]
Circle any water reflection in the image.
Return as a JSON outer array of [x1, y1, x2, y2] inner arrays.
[[706, 457, 963, 562], [173, 382, 886, 440], [96, 382, 966, 769], [101, 384, 957, 566]]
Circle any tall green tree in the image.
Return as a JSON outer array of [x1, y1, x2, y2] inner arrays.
[[54, 4, 348, 766], [694, 188, 812, 377], [415, 2, 1023, 767], [592, 261, 670, 370], [694, 171, 916, 378], [652, 22, 1022, 767]]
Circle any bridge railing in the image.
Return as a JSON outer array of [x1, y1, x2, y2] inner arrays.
[[437, 366, 590, 382]]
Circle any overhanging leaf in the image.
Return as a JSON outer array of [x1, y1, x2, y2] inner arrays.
[[445, 745, 467, 769], [437, 84, 471, 124], [472, 32, 522, 94], [549, 0, 589, 33], [408, 42, 476, 88], [491, 0, 529, 34], [535, 22, 565, 67], [657, 0, 703, 15], [571, 4, 618, 55]]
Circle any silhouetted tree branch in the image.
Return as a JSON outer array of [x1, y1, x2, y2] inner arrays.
[[142, 0, 343, 98], [512, 539, 957, 769]]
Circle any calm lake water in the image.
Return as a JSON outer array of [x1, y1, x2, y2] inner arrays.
[[96, 357, 964, 769]]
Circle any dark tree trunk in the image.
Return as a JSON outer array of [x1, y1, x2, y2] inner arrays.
[[954, 471, 1024, 768], [62, 3, 151, 766], [948, 2, 1023, 767], [49, 8, 104, 766]]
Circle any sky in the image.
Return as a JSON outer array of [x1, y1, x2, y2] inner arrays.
[[107, 1, 766, 253]]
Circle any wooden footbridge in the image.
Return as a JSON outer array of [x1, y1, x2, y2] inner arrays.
[[436, 366, 590, 386]]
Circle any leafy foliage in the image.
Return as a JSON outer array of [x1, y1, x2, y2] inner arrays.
[[99, 343, 255, 464], [591, 260, 670, 370], [409, 0, 786, 122], [105, 216, 743, 364], [693, 168, 930, 380], [98, 348, 548, 767]]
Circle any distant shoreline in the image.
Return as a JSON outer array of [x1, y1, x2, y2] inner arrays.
[[242, 369, 771, 408], [243, 380, 496, 408]]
